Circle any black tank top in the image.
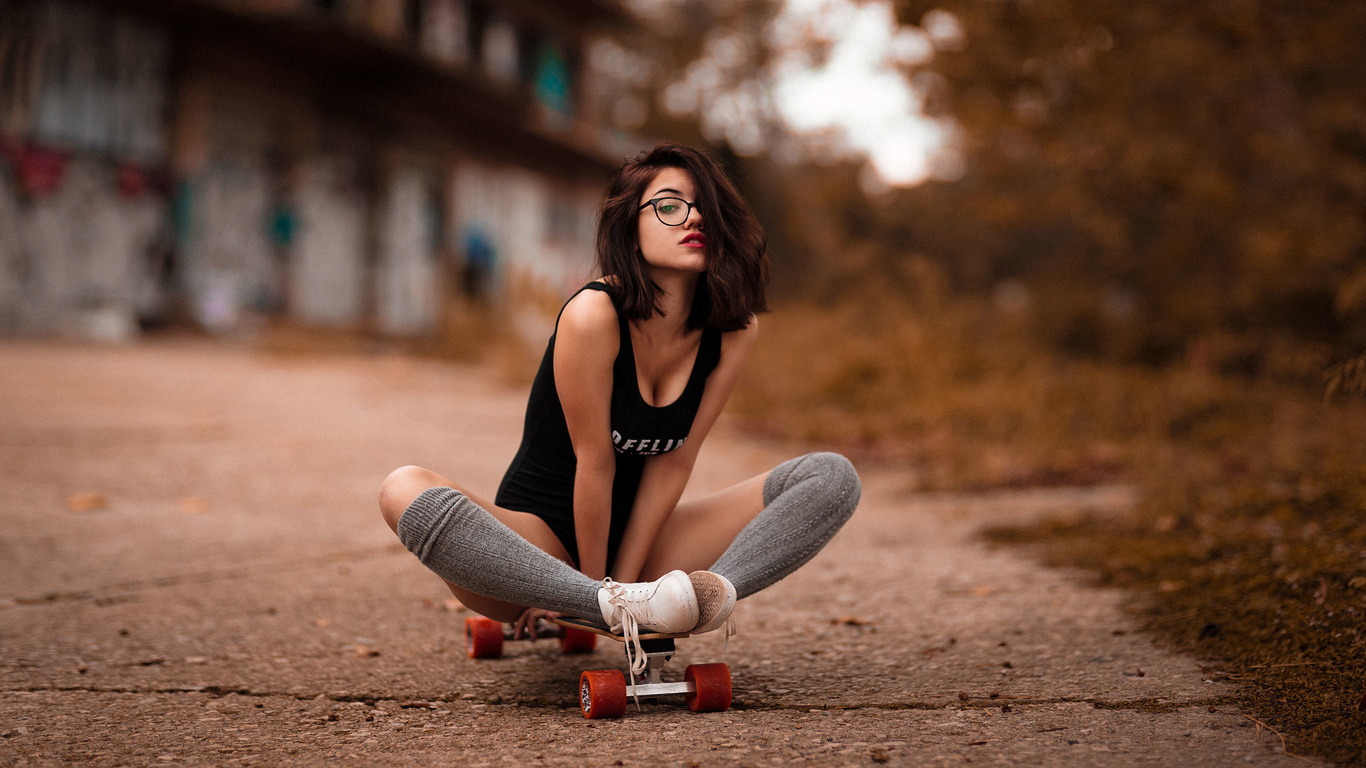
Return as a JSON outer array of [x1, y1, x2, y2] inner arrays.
[[495, 281, 722, 569]]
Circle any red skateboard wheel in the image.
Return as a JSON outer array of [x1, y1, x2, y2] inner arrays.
[[579, 669, 627, 719], [559, 626, 598, 655], [465, 616, 504, 659], [684, 663, 731, 713]]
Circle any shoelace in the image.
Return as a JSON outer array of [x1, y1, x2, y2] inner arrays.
[[721, 613, 738, 647], [603, 578, 737, 706], [600, 578, 650, 705]]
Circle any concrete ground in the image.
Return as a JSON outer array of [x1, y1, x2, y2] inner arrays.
[[0, 341, 1307, 767]]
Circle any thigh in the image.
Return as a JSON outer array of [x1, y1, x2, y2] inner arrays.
[[380, 465, 571, 560], [638, 470, 769, 580], [379, 465, 576, 622]]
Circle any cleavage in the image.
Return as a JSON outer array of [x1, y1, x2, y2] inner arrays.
[[629, 326, 701, 408]]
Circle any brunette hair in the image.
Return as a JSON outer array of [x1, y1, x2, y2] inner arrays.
[[595, 142, 769, 331]]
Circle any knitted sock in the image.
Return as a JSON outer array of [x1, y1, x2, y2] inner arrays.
[[709, 452, 861, 599], [396, 487, 603, 620]]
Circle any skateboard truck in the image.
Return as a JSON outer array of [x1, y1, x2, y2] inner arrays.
[[464, 615, 732, 718], [625, 638, 691, 698]]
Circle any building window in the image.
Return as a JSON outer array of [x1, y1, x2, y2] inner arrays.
[[419, 0, 468, 65], [481, 15, 518, 82]]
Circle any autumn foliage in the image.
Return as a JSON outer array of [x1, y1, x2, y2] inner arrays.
[[725, 1, 1366, 762], [762, 0, 1366, 367]]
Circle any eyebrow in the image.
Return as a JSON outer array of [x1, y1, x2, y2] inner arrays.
[[648, 187, 685, 198]]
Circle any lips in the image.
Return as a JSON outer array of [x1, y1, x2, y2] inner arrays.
[[681, 233, 707, 246]]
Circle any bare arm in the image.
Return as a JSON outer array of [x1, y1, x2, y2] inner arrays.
[[610, 318, 759, 582], [554, 290, 621, 581]]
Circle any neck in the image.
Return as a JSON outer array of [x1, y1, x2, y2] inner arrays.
[[644, 270, 700, 333]]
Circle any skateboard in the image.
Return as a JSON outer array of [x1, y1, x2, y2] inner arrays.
[[463, 615, 732, 719]]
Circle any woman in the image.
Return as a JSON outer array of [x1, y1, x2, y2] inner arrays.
[[378, 142, 860, 667]]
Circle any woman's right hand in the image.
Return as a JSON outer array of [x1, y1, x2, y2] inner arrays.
[[512, 607, 563, 640]]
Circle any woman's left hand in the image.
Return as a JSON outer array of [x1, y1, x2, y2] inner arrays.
[[512, 607, 563, 640]]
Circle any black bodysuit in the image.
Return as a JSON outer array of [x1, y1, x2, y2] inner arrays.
[[495, 282, 722, 571]]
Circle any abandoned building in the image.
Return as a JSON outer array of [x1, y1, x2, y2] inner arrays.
[[0, 0, 640, 342]]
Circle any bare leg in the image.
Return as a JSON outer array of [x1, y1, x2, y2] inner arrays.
[[378, 465, 576, 622], [638, 471, 769, 580], [640, 453, 861, 598]]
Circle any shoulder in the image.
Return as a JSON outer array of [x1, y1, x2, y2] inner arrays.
[[718, 315, 758, 362], [556, 287, 619, 346]]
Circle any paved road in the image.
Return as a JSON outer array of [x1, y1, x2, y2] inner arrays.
[[0, 341, 1304, 766]]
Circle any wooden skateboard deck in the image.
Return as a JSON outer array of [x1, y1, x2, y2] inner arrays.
[[551, 615, 690, 642]]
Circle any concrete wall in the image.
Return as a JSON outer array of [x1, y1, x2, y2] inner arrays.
[[0, 170, 24, 332], [292, 155, 367, 326], [0, 158, 162, 340], [0, 0, 617, 341], [376, 164, 438, 335]]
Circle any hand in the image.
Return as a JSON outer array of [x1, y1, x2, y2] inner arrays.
[[512, 607, 563, 640]]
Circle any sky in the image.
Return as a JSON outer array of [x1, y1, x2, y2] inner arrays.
[[766, 0, 963, 188], [651, 0, 964, 190]]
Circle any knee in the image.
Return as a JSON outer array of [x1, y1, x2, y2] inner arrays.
[[765, 452, 862, 512], [810, 452, 861, 510], [378, 465, 438, 532]]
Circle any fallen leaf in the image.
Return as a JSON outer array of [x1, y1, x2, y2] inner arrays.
[[67, 493, 107, 512], [354, 645, 380, 658], [871, 748, 891, 764], [178, 497, 210, 514], [833, 616, 871, 626]]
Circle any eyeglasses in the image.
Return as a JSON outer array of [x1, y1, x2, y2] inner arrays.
[[638, 197, 698, 227]]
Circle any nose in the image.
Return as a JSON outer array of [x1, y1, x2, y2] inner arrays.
[[684, 203, 702, 229]]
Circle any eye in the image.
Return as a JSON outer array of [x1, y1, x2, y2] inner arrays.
[[657, 201, 680, 214]]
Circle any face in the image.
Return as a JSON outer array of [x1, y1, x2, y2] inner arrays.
[[636, 167, 707, 275]]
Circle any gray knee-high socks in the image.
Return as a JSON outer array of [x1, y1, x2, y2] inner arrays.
[[396, 452, 859, 618], [396, 487, 603, 620], [709, 452, 862, 599]]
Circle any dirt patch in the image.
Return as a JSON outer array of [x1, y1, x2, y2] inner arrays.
[[983, 467, 1366, 766]]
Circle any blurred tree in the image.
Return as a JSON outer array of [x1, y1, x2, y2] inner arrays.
[[883, 0, 1366, 363], [612, 1, 1366, 372]]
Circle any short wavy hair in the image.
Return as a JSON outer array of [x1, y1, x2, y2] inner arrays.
[[595, 142, 769, 332]]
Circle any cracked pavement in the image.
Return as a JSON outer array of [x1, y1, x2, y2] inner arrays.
[[0, 341, 1306, 766]]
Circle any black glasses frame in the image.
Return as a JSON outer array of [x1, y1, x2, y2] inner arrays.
[[638, 197, 698, 227]]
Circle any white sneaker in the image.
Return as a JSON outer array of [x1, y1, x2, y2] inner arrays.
[[598, 570, 699, 676], [597, 570, 699, 634], [688, 571, 737, 636]]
